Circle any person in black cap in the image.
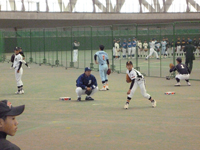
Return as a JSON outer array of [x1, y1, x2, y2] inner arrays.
[[183, 39, 196, 73], [76, 67, 98, 101], [0, 100, 25, 150], [13, 47, 24, 94], [170, 57, 191, 86], [124, 61, 156, 109]]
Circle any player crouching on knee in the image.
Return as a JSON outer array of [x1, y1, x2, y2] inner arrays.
[[170, 57, 191, 86], [124, 61, 156, 109], [76, 67, 98, 101]]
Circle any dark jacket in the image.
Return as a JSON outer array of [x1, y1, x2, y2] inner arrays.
[[0, 132, 20, 150], [183, 44, 196, 60], [76, 73, 97, 90]]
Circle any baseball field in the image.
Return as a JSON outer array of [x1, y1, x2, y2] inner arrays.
[[1, 60, 200, 150]]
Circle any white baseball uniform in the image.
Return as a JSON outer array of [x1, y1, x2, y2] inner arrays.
[[13, 54, 23, 87], [73, 42, 80, 62], [127, 68, 151, 100], [143, 42, 148, 56], [115, 42, 119, 56], [146, 41, 158, 59]]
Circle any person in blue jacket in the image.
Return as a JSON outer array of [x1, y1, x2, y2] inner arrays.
[[76, 67, 98, 101]]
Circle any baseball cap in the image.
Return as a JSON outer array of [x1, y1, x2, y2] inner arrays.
[[14, 47, 19, 51], [126, 61, 133, 66], [85, 67, 91, 72], [0, 100, 25, 118], [176, 57, 182, 63]]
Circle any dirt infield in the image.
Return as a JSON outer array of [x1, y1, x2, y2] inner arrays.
[[0, 62, 200, 150]]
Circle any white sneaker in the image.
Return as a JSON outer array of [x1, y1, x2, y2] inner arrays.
[[151, 100, 156, 108], [106, 85, 109, 90], [174, 82, 181, 86], [21, 90, 24, 94], [124, 102, 129, 109], [187, 82, 191, 86], [100, 87, 107, 91], [15, 91, 22, 94]]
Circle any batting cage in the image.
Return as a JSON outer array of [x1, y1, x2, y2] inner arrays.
[[1, 21, 200, 80]]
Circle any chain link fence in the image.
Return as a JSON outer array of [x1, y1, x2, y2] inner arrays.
[[1, 21, 200, 80]]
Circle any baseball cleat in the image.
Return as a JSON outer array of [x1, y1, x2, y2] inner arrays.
[[85, 96, 94, 101], [106, 85, 109, 90], [77, 97, 81, 101], [100, 87, 107, 91], [124, 102, 129, 109], [21, 90, 24, 94], [174, 82, 181, 86], [145, 58, 148, 60], [151, 100, 156, 108], [187, 82, 191, 86], [15, 91, 22, 94]]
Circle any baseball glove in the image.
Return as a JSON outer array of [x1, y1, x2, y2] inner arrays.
[[126, 74, 132, 83], [144, 49, 148, 52], [107, 69, 111, 75], [85, 89, 92, 96], [169, 63, 174, 69]]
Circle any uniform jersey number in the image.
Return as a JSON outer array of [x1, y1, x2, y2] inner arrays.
[[102, 55, 105, 60], [181, 65, 184, 69]]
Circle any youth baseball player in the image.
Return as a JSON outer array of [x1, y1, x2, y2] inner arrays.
[[73, 40, 80, 62], [161, 38, 167, 58], [94, 45, 110, 91], [0, 100, 25, 150], [124, 61, 156, 109], [114, 40, 120, 59], [171, 39, 174, 56], [155, 40, 161, 56], [113, 39, 116, 58], [127, 38, 132, 59], [145, 38, 159, 60], [13, 47, 24, 94], [118, 38, 122, 58], [175, 37, 181, 56], [165, 38, 171, 57], [137, 40, 142, 57], [131, 37, 136, 58], [181, 37, 186, 56], [76, 67, 98, 101], [143, 40, 148, 57], [170, 57, 191, 86], [122, 39, 127, 58]]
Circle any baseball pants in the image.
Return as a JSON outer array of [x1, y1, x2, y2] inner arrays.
[[146, 48, 158, 59], [161, 47, 166, 55], [122, 48, 127, 58], [176, 74, 190, 80], [76, 87, 98, 97], [15, 68, 23, 87], [113, 47, 116, 56], [132, 47, 136, 57], [128, 48, 132, 57], [128, 79, 151, 99], [176, 46, 182, 56], [73, 49, 78, 62], [99, 64, 108, 82]]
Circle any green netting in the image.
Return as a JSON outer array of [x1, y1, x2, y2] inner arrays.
[[0, 31, 4, 62], [1, 21, 200, 80]]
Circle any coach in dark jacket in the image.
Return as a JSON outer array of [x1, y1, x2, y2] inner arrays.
[[76, 67, 98, 101], [183, 40, 195, 73]]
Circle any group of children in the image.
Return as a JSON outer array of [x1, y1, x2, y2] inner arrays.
[[113, 37, 200, 59]]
